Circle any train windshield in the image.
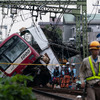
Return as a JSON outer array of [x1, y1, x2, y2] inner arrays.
[[0, 35, 28, 70]]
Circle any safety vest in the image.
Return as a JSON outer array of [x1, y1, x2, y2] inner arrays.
[[53, 69, 59, 77], [65, 67, 69, 75], [86, 56, 100, 81]]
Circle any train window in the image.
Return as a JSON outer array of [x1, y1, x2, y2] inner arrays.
[[0, 38, 14, 55], [4, 37, 28, 62], [0, 56, 10, 70]]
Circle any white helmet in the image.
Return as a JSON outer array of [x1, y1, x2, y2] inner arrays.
[[56, 64, 59, 67], [62, 65, 66, 67], [72, 63, 75, 66], [66, 62, 70, 65]]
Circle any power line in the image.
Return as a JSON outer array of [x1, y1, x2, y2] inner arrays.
[[88, 0, 99, 25], [8, 10, 21, 34]]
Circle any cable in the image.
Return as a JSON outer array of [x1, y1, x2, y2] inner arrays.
[[55, 0, 71, 27], [5, 15, 34, 26], [0, 10, 32, 21], [87, 5, 95, 21], [1, 15, 5, 30], [49, 1, 71, 43], [88, 0, 99, 26], [31, 12, 36, 26], [20, 11, 25, 21], [21, 10, 26, 20], [8, 10, 21, 34]]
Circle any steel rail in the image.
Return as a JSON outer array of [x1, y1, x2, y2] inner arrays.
[[33, 88, 73, 100], [34, 87, 84, 95]]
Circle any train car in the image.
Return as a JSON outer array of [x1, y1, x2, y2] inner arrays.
[[0, 33, 51, 86]]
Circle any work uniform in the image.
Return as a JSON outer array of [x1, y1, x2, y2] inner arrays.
[[72, 67, 76, 83], [62, 66, 71, 88], [60, 66, 65, 88], [71, 63, 76, 78], [72, 68, 76, 78], [80, 55, 100, 100], [52, 67, 60, 86], [60, 66, 65, 77]]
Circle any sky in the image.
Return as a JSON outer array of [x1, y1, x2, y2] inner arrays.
[[0, 0, 100, 39], [87, 0, 99, 14]]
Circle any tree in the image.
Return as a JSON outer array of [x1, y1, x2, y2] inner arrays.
[[44, 25, 62, 44], [0, 74, 37, 100]]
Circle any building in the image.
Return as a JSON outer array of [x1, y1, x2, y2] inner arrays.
[[63, 14, 100, 44]]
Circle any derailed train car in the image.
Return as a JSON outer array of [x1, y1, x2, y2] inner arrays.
[[19, 26, 61, 73], [0, 33, 51, 86]]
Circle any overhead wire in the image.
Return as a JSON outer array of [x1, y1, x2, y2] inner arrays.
[[21, 10, 26, 20], [8, 10, 21, 34], [55, 1, 71, 59], [20, 11, 25, 21], [87, 3, 95, 21], [5, 16, 33, 26], [88, 0, 99, 26], [0, 10, 32, 21], [55, 0, 71, 28], [0, 14, 5, 30], [4, 11, 36, 26]]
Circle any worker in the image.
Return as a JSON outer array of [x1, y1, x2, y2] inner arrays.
[[71, 63, 76, 83], [79, 41, 100, 100], [53, 65, 60, 77], [61, 64, 65, 78], [63, 62, 71, 88], [52, 64, 60, 88], [65, 62, 71, 75], [60, 64, 65, 88]]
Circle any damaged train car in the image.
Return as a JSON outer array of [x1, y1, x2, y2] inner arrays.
[[19, 25, 61, 73], [0, 33, 51, 86]]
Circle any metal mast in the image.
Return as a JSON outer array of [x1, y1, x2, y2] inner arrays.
[[75, 0, 88, 58]]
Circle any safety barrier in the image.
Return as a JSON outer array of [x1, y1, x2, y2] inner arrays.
[[0, 62, 81, 66]]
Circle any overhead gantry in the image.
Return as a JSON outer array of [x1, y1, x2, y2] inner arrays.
[[0, 0, 88, 58]]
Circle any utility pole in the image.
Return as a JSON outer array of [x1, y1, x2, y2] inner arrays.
[[73, 0, 88, 58]]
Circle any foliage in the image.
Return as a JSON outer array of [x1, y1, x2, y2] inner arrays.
[[0, 74, 37, 100], [44, 25, 62, 41], [45, 25, 52, 31]]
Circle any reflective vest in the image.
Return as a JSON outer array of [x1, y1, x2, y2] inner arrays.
[[86, 56, 100, 81], [53, 69, 59, 77], [65, 67, 69, 75]]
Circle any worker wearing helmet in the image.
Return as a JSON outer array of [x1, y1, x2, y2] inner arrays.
[[71, 63, 76, 83], [61, 64, 65, 77], [80, 41, 100, 100], [53, 64, 60, 77], [52, 64, 60, 88], [65, 62, 71, 76], [62, 62, 71, 88]]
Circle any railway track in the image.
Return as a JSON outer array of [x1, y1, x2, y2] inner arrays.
[[33, 87, 86, 100], [33, 87, 84, 95], [33, 88, 74, 100]]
